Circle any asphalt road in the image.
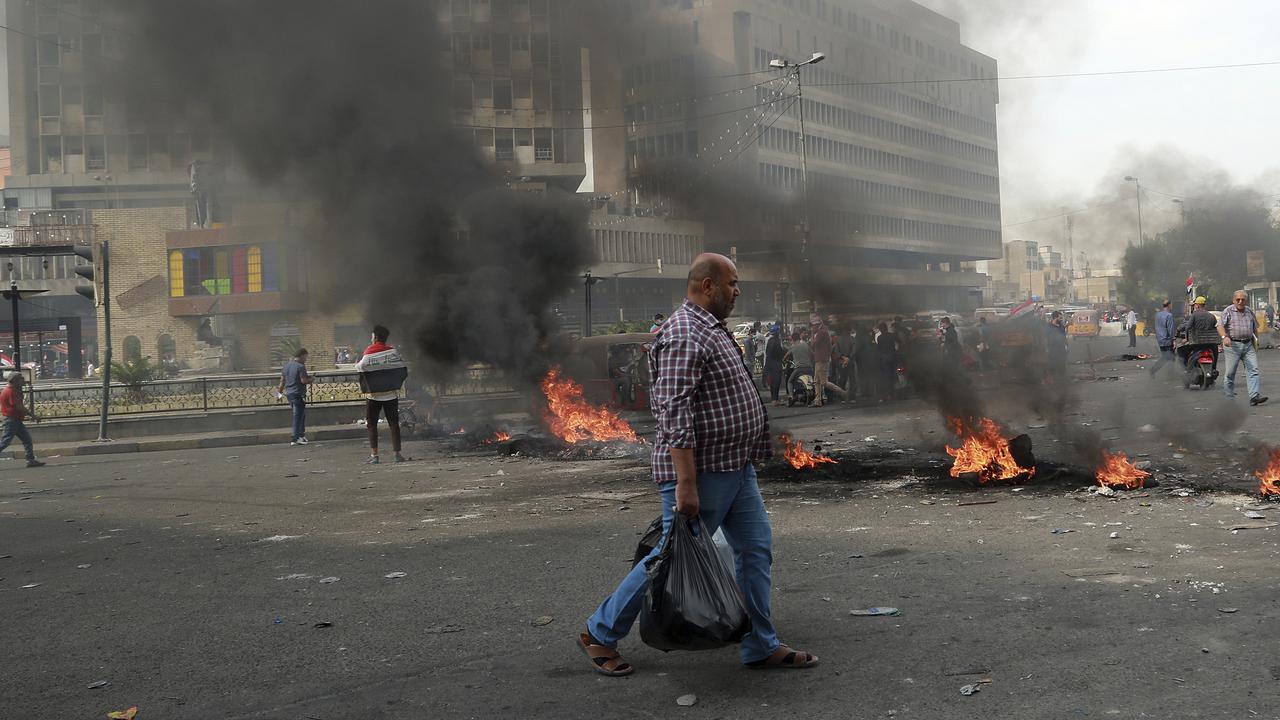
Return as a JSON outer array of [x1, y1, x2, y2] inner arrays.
[[5, 335, 1280, 719]]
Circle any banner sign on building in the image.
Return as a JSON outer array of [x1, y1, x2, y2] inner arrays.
[[0, 228, 13, 247], [1247, 250, 1266, 279]]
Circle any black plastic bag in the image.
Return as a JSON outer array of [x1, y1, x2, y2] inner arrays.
[[632, 515, 664, 566], [639, 516, 751, 652]]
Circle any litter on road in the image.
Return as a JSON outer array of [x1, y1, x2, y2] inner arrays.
[[850, 607, 901, 617]]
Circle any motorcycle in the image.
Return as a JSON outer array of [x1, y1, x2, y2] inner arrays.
[[782, 357, 816, 407], [1182, 347, 1219, 390]]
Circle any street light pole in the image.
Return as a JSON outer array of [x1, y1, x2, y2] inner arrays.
[[770, 52, 825, 306], [1124, 175, 1143, 245]]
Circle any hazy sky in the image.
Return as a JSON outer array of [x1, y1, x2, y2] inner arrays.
[[917, 0, 1280, 264]]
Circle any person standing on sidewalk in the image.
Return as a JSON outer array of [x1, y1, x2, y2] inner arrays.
[[0, 374, 45, 467], [356, 324, 409, 464], [1148, 300, 1178, 377], [762, 323, 786, 406], [1219, 291, 1268, 406], [277, 348, 313, 446], [577, 253, 817, 676], [1125, 308, 1139, 348]]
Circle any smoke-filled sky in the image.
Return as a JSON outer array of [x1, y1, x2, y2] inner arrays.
[[916, 0, 1280, 267]]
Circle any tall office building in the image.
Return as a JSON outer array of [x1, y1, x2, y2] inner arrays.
[[599, 0, 1002, 315]]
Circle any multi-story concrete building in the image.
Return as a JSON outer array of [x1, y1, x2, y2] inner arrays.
[[596, 0, 1002, 316]]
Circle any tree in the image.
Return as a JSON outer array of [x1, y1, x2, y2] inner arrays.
[[111, 357, 157, 403]]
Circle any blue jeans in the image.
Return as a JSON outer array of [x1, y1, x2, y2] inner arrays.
[[0, 417, 35, 461], [1222, 342, 1261, 398], [586, 464, 779, 664], [288, 394, 306, 440]]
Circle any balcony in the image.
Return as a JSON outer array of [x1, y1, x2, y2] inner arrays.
[[1, 224, 95, 254]]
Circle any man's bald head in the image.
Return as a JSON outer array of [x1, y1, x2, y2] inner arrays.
[[686, 253, 740, 320], [687, 253, 734, 288]]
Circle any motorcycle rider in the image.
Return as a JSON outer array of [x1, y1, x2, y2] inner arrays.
[[1178, 296, 1220, 384], [784, 329, 815, 405]]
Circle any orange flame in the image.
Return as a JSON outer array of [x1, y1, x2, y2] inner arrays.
[[1095, 450, 1149, 490], [779, 433, 837, 470], [945, 417, 1033, 484], [1255, 448, 1280, 497], [451, 427, 466, 436], [541, 368, 638, 444], [483, 430, 512, 444]]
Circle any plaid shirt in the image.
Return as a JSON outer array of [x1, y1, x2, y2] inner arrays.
[[649, 299, 771, 483]]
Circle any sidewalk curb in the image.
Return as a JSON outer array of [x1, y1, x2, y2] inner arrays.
[[9, 425, 367, 460]]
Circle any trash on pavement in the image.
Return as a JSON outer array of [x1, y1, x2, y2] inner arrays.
[[532, 615, 554, 626], [20, 583, 40, 588], [1244, 511, 1266, 519], [87, 680, 109, 689], [319, 576, 340, 584], [1228, 522, 1278, 531], [676, 694, 698, 707], [425, 624, 464, 634], [850, 607, 901, 617], [1218, 607, 1239, 613], [1050, 528, 1074, 534], [384, 571, 408, 579], [1109, 532, 1120, 539], [106, 708, 138, 720], [313, 622, 333, 629], [959, 683, 981, 696]]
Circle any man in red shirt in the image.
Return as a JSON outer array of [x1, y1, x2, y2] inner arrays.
[[1, 374, 45, 467]]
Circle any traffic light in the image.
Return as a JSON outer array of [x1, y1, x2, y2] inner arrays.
[[74, 243, 102, 306]]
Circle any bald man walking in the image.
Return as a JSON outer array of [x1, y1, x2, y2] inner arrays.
[[577, 253, 818, 676]]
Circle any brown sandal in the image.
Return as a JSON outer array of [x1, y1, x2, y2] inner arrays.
[[746, 644, 819, 669], [576, 633, 634, 677]]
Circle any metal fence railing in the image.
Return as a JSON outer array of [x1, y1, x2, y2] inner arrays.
[[29, 366, 514, 420]]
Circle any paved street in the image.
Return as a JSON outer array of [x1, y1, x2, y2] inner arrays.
[[6, 336, 1280, 719]]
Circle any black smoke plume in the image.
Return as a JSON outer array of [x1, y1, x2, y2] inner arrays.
[[114, 0, 594, 383]]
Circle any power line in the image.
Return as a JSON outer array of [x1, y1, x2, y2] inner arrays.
[[810, 59, 1280, 90], [1001, 199, 1127, 229]]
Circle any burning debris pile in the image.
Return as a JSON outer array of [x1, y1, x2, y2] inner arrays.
[[1095, 450, 1150, 490], [945, 418, 1035, 484], [1255, 449, 1280, 498], [779, 433, 837, 470], [541, 368, 639, 444]]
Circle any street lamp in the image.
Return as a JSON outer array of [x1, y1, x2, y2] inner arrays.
[[1124, 175, 1144, 245], [93, 174, 114, 210], [770, 52, 824, 303]]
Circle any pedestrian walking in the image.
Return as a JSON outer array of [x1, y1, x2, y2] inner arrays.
[[0, 374, 45, 467], [742, 321, 761, 380], [1219, 291, 1268, 406], [356, 325, 409, 463], [277, 348, 313, 445], [1125, 308, 1139, 348], [578, 253, 817, 676], [939, 316, 961, 367], [876, 321, 897, 401], [649, 314, 665, 333], [1045, 311, 1068, 381], [808, 315, 846, 407], [976, 317, 992, 372], [1148, 300, 1178, 377], [762, 323, 786, 406]]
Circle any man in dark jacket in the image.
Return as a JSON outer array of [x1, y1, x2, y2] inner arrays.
[[762, 324, 786, 406], [356, 324, 409, 463]]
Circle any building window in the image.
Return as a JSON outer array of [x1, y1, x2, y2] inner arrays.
[[157, 334, 176, 364], [123, 336, 142, 363], [247, 246, 263, 292], [231, 246, 248, 294], [169, 251, 185, 297]]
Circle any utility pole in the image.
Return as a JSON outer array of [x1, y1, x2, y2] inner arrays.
[[1124, 175, 1144, 245], [74, 241, 111, 441], [770, 52, 825, 304]]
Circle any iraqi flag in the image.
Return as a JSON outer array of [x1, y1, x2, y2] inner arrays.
[[1009, 298, 1037, 317], [1186, 274, 1195, 297]]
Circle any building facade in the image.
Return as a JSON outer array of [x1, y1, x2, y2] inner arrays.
[[597, 0, 1002, 316]]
